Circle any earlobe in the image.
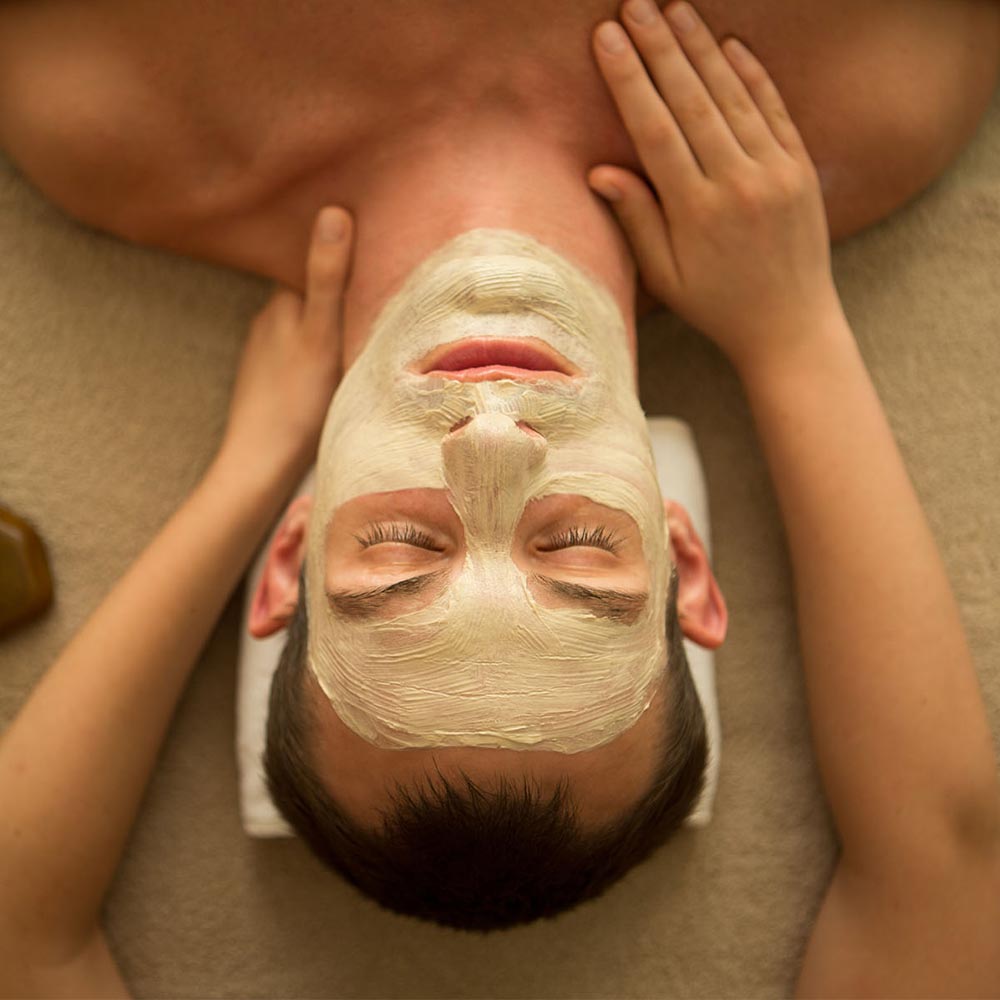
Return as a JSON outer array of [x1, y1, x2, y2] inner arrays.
[[248, 495, 313, 638], [664, 499, 729, 650]]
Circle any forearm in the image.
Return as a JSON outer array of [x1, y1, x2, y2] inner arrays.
[[739, 313, 1000, 874], [0, 454, 295, 959]]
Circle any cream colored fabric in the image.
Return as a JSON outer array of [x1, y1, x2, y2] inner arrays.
[[238, 417, 721, 835], [1, 84, 998, 995]]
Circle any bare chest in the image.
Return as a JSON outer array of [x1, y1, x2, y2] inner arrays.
[[2, 0, 998, 278]]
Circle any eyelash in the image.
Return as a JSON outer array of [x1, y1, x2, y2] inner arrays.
[[355, 522, 441, 550], [355, 522, 621, 553], [542, 524, 620, 553]]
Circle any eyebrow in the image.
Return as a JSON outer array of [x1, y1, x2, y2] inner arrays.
[[325, 570, 648, 624], [530, 574, 648, 624], [326, 570, 448, 620]]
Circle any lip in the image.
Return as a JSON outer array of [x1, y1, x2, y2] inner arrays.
[[427, 365, 570, 383], [415, 337, 579, 381]]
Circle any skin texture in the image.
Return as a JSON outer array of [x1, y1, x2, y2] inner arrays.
[[0, 0, 998, 342]]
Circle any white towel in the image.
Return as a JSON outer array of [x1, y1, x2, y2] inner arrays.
[[236, 416, 721, 835]]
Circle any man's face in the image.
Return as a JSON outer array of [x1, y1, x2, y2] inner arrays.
[[305, 229, 672, 753]]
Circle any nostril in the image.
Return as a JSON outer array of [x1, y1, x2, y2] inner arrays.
[[445, 415, 545, 441]]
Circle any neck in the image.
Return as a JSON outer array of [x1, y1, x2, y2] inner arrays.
[[340, 120, 639, 370]]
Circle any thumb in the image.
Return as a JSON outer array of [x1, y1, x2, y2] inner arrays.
[[303, 206, 354, 338], [588, 166, 678, 305]]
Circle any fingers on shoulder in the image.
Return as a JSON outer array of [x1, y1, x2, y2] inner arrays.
[[588, 166, 678, 299], [308, 208, 353, 288], [254, 286, 303, 330], [722, 38, 810, 162], [303, 207, 354, 333]]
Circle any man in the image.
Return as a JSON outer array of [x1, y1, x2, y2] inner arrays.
[[1, 1, 999, 995], [250, 224, 728, 931]]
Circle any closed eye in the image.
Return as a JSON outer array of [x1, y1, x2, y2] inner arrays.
[[354, 522, 443, 551], [538, 524, 621, 553]]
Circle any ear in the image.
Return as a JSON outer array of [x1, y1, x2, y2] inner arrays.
[[249, 495, 313, 638], [664, 499, 728, 650]]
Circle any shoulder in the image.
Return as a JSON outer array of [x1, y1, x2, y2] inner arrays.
[[0, 4, 204, 242]]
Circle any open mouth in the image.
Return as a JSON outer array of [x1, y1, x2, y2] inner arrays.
[[415, 338, 579, 382]]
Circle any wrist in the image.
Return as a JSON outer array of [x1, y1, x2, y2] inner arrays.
[[730, 302, 856, 389], [203, 443, 307, 524]]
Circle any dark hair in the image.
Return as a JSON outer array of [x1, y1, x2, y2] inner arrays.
[[264, 566, 708, 932]]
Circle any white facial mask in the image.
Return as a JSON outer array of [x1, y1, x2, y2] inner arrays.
[[306, 230, 670, 752]]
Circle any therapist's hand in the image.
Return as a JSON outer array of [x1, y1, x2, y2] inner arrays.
[[217, 205, 354, 487], [589, 1, 841, 375]]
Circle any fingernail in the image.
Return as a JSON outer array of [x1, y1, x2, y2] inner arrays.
[[667, 2, 696, 33], [625, 0, 657, 25], [597, 21, 627, 53], [318, 209, 345, 242], [591, 178, 622, 202], [726, 37, 749, 62]]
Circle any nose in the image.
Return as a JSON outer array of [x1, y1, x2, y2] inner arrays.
[[442, 412, 547, 471], [441, 412, 547, 539]]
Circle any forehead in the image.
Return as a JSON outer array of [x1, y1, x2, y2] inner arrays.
[[301, 660, 672, 832]]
